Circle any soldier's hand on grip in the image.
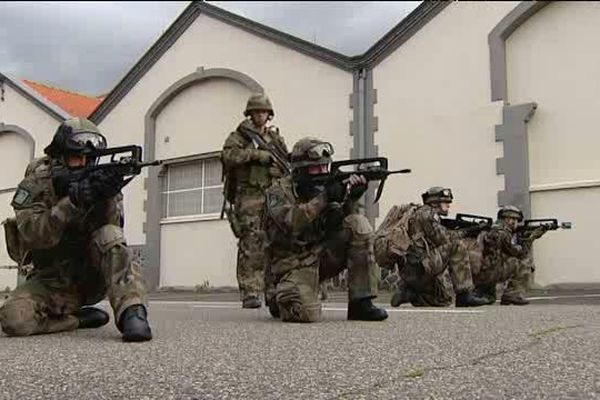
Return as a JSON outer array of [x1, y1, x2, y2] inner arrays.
[[68, 169, 123, 208], [347, 174, 368, 200], [252, 149, 273, 165]]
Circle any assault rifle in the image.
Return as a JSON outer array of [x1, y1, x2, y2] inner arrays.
[[237, 122, 292, 175], [309, 157, 411, 203], [50, 145, 162, 192], [516, 219, 572, 235], [441, 213, 493, 234]]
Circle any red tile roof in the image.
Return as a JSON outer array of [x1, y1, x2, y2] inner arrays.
[[22, 79, 103, 118]]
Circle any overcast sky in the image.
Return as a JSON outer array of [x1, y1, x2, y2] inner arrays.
[[0, 1, 421, 96]]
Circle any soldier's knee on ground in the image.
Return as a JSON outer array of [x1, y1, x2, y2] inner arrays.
[[0, 297, 38, 336], [276, 268, 321, 323]]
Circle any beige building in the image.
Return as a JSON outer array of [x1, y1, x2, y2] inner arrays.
[[2, 1, 598, 291]]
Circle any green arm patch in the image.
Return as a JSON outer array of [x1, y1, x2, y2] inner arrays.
[[11, 187, 32, 207]]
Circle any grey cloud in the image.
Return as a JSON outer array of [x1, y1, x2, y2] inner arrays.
[[0, 1, 420, 95]]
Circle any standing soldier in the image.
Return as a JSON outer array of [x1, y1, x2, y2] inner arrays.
[[263, 137, 388, 323], [0, 118, 152, 342], [473, 205, 547, 305], [375, 187, 488, 308], [222, 93, 289, 309]]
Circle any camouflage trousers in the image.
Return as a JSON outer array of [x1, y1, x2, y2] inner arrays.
[[0, 225, 147, 336], [235, 193, 268, 302], [274, 214, 380, 323], [399, 239, 475, 307], [473, 256, 532, 300]]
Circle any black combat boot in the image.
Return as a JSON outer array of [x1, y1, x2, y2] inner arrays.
[[75, 307, 109, 329], [242, 296, 262, 309], [265, 296, 280, 319], [500, 294, 530, 306], [390, 283, 414, 308], [475, 284, 497, 305], [347, 297, 389, 321], [455, 290, 489, 307], [118, 304, 153, 342]]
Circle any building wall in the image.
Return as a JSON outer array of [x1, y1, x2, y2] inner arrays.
[[98, 13, 353, 288], [0, 83, 61, 289], [373, 2, 518, 222], [506, 1, 600, 285]]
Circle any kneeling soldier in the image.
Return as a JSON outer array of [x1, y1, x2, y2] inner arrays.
[[473, 205, 547, 306], [375, 187, 488, 308], [0, 118, 152, 342], [263, 137, 388, 322]]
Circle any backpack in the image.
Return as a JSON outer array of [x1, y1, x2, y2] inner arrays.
[[374, 203, 419, 269]]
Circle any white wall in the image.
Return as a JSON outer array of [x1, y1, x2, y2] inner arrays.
[[507, 1, 600, 284], [156, 78, 250, 287], [373, 2, 518, 223]]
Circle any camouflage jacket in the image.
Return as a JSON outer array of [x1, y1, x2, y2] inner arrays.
[[221, 120, 289, 203], [481, 223, 529, 267], [263, 176, 360, 275], [407, 205, 464, 252], [9, 156, 123, 268]]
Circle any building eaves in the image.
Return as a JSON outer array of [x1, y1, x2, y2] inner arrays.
[[360, 1, 452, 68], [0, 72, 71, 121], [90, 0, 450, 124]]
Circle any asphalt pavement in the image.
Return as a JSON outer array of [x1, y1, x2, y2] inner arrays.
[[0, 293, 599, 400]]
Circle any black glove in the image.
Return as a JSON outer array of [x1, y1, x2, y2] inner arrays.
[[69, 169, 123, 208], [325, 180, 347, 203], [348, 183, 368, 200]]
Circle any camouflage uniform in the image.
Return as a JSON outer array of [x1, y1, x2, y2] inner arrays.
[[263, 176, 381, 322], [472, 223, 536, 301], [0, 156, 147, 336], [375, 204, 476, 307], [222, 119, 288, 304]]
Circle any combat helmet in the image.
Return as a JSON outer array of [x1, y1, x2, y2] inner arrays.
[[290, 137, 334, 171], [421, 186, 453, 205], [244, 93, 274, 117], [497, 205, 524, 222], [44, 117, 107, 159]]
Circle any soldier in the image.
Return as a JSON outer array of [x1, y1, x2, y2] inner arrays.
[[375, 187, 488, 308], [263, 137, 388, 323], [0, 118, 152, 342], [473, 205, 547, 305], [221, 93, 289, 309]]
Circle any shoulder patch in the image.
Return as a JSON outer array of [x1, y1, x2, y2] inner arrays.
[[11, 187, 32, 207]]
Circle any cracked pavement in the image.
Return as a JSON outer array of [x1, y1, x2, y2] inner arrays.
[[0, 294, 599, 399]]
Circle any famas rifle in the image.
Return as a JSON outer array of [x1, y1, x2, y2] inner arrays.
[[50, 145, 162, 192], [309, 157, 411, 203]]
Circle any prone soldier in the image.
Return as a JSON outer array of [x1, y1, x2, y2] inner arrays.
[[263, 137, 388, 322], [221, 93, 290, 309], [374, 187, 488, 308], [0, 118, 152, 342]]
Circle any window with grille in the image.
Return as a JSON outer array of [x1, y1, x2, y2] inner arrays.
[[161, 157, 224, 219]]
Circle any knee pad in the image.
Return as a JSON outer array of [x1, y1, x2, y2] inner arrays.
[[0, 297, 37, 336], [92, 225, 127, 254], [275, 268, 321, 323]]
